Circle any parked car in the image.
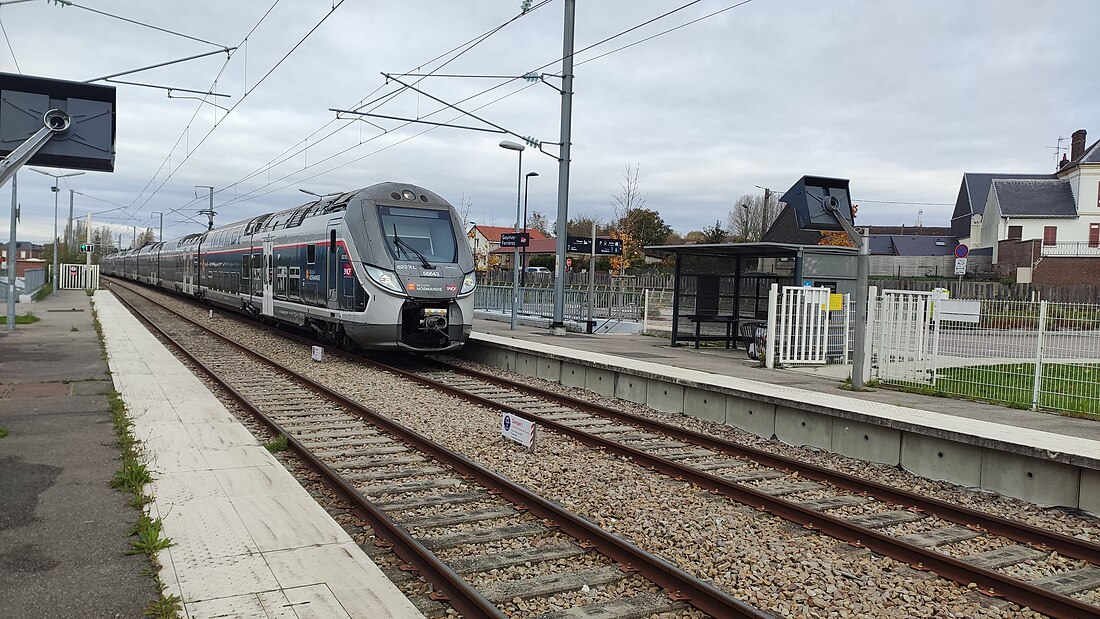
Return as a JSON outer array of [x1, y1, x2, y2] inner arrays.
[[524, 266, 551, 274]]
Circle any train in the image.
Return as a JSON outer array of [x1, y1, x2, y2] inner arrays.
[[101, 182, 476, 352]]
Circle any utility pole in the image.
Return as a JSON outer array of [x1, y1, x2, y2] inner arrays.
[[550, 0, 576, 335], [67, 189, 75, 249], [7, 172, 18, 332]]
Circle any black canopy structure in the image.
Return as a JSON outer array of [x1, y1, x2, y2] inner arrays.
[[644, 242, 858, 348]]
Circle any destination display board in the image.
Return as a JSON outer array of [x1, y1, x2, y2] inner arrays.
[[565, 236, 623, 255]]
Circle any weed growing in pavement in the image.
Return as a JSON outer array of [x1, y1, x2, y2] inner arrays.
[[0, 427, 9, 439], [144, 584, 182, 619], [127, 513, 172, 555], [264, 434, 289, 453], [33, 286, 50, 301]]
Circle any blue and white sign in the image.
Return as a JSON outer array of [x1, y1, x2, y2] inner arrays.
[[954, 243, 969, 259], [501, 413, 536, 449]]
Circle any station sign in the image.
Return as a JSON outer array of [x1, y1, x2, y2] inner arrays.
[[499, 232, 530, 248], [565, 236, 624, 256], [954, 257, 967, 275]]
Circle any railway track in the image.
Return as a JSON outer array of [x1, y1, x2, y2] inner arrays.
[[380, 358, 1100, 619], [106, 281, 769, 619]]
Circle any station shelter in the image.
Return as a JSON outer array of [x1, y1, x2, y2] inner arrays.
[[644, 242, 858, 349]]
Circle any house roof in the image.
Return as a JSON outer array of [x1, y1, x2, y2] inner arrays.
[[471, 225, 547, 241], [991, 178, 1077, 218], [867, 235, 956, 256], [1062, 138, 1100, 167], [960, 173, 1055, 218]]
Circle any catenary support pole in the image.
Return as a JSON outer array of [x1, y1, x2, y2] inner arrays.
[[551, 0, 576, 335], [852, 227, 870, 389]]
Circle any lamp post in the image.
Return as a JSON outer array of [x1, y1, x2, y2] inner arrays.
[[521, 171, 539, 287], [31, 168, 84, 294], [499, 139, 525, 330]]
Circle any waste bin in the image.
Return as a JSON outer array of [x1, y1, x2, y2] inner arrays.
[[740, 321, 766, 360]]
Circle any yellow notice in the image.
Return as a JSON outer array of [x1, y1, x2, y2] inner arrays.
[[829, 294, 844, 311]]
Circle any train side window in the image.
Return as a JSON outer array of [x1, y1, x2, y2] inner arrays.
[[329, 230, 336, 253], [242, 254, 250, 280], [307, 244, 316, 264], [289, 266, 300, 299]]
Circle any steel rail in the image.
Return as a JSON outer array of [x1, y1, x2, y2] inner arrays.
[[432, 360, 1100, 564], [107, 281, 771, 619], [108, 285, 505, 618], [372, 358, 1100, 619]]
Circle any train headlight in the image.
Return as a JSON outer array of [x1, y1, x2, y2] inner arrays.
[[459, 271, 476, 296], [364, 265, 405, 294]]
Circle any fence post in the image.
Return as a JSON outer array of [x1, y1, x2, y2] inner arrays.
[[765, 283, 778, 368], [1030, 300, 1047, 411], [643, 289, 650, 333]]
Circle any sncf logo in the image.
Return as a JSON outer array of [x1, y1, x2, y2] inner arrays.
[[445, 284, 458, 293]]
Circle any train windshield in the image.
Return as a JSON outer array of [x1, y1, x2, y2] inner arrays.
[[377, 205, 458, 264]]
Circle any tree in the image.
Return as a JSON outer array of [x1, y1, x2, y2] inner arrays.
[[610, 163, 647, 223], [135, 227, 155, 248], [726, 192, 780, 241], [456, 194, 473, 229], [699, 220, 726, 244], [527, 211, 552, 237], [566, 214, 610, 237]]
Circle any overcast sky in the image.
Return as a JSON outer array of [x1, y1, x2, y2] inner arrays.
[[2, 0, 1098, 246]]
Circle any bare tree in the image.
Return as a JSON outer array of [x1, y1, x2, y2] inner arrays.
[[727, 192, 781, 241], [610, 163, 648, 224], [456, 194, 474, 229]]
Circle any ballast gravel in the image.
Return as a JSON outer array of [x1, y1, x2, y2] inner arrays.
[[139, 295, 1100, 617]]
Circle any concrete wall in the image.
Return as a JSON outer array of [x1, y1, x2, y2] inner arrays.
[[460, 338, 1099, 513]]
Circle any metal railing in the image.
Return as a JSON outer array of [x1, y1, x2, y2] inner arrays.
[[0, 268, 46, 300], [1039, 241, 1100, 257], [474, 284, 644, 323]]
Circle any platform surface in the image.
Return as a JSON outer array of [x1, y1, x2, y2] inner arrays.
[[95, 291, 423, 619]]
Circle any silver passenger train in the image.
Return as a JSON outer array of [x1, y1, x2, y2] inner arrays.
[[101, 182, 476, 352]]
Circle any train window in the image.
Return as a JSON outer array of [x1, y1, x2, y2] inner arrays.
[[289, 267, 300, 299], [329, 230, 336, 253], [242, 255, 250, 280], [377, 205, 457, 263], [307, 244, 316, 264], [276, 266, 287, 297]]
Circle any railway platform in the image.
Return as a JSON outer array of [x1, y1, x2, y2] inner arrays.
[[466, 317, 1100, 513], [1, 289, 423, 619]]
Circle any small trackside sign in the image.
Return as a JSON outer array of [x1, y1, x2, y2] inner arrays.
[[311, 345, 324, 362], [501, 413, 536, 449]]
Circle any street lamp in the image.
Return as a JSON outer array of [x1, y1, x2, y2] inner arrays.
[[31, 168, 84, 294], [499, 139, 525, 330], [521, 171, 539, 287]]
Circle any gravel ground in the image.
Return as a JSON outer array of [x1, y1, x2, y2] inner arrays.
[[132, 291, 1100, 617]]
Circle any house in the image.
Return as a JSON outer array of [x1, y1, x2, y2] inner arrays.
[[0, 241, 47, 277], [466, 225, 548, 271], [950, 129, 1100, 284]]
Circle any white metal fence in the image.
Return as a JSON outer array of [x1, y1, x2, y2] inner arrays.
[[765, 285, 851, 367], [60, 263, 99, 290], [869, 293, 1100, 413]]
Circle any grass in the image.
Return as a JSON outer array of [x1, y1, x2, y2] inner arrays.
[[882, 363, 1100, 418], [264, 434, 289, 453], [0, 312, 39, 325], [33, 285, 50, 301], [0, 427, 9, 439]]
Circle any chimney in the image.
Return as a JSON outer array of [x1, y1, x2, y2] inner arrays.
[[1071, 129, 1087, 161]]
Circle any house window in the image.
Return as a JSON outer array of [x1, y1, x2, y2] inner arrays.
[[1090, 224, 1099, 248], [1043, 226, 1057, 246], [1007, 225, 1023, 240]]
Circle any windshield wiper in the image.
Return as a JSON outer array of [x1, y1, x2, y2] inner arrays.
[[392, 224, 432, 269]]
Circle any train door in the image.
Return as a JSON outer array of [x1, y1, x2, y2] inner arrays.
[[326, 223, 339, 308], [183, 250, 193, 294], [262, 241, 274, 316]]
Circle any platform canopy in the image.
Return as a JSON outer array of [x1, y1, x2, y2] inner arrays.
[[644, 242, 857, 348]]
